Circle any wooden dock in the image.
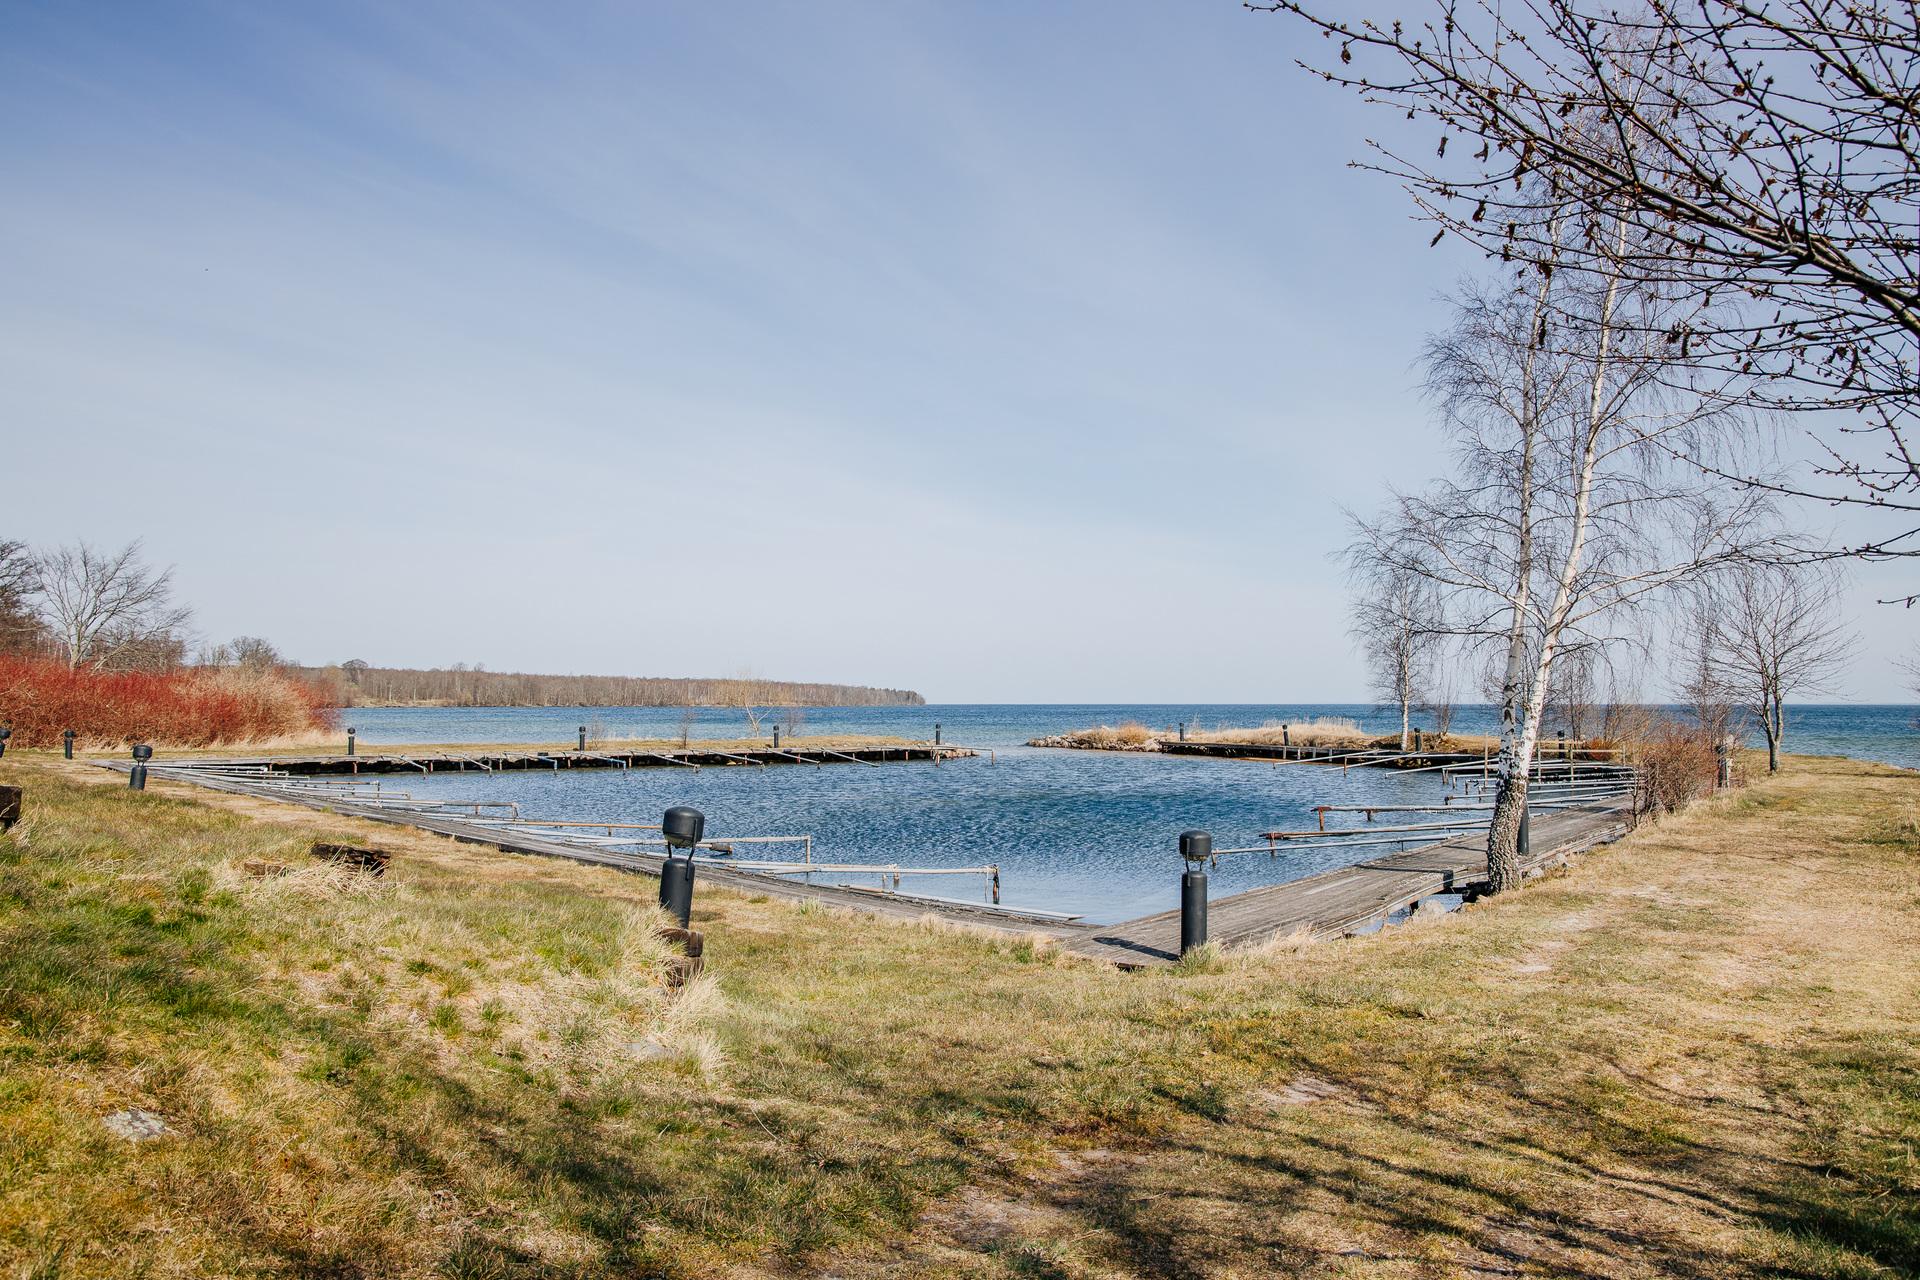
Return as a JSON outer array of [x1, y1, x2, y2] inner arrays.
[[107, 761, 1633, 967], [1059, 800, 1632, 968], [161, 743, 973, 776]]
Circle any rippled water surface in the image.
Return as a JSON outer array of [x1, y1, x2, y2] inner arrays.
[[335, 703, 1918, 922]]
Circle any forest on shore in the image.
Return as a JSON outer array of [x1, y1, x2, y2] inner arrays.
[[299, 663, 925, 709]]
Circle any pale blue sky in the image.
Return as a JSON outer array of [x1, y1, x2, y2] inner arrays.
[[3, 1, 1912, 700]]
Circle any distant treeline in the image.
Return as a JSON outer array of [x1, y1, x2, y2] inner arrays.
[[296, 664, 925, 709]]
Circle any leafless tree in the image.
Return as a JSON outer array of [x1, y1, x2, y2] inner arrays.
[[1429, 665, 1459, 736], [1673, 594, 1745, 744], [1545, 643, 1605, 740], [227, 636, 285, 670], [34, 540, 193, 671], [1357, 193, 1777, 891], [0, 539, 43, 655], [1256, 1, 1920, 579], [1346, 558, 1445, 749], [1694, 560, 1856, 771]]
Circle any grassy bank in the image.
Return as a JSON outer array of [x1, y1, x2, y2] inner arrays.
[[0, 752, 1914, 1277]]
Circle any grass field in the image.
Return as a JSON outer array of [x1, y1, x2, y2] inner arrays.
[[0, 750, 1913, 1277]]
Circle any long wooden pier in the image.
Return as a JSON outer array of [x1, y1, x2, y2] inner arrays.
[[164, 743, 972, 776], [1058, 800, 1632, 968]]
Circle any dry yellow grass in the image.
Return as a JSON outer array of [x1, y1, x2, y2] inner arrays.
[[0, 750, 1913, 1277]]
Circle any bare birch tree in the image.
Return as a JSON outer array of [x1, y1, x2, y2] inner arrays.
[[1358, 192, 1775, 891], [1346, 559, 1444, 749], [1256, 1, 1920, 580], [0, 539, 42, 655], [1693, 561, 1855, 771], [34, 540, 193, 671]]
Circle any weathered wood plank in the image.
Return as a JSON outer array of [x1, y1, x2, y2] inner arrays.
[[1060, 804, 1631, 968]]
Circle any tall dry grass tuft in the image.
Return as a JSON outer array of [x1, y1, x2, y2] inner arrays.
[[1190, 718, 1370, 747], [1036, 722, 1163, 750]]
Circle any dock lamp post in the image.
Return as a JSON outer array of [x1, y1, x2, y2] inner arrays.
[[659, 806, 705, 928], [1178, 830, 1211, 956], [346, 727, 356, 757], [129, 743, 153, 791], [63, 729, 75, 760]]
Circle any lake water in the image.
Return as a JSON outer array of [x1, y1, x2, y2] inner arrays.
[[337, 703, 1918, 923]]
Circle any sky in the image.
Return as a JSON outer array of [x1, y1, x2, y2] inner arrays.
[[3, 1, 1914, 702]]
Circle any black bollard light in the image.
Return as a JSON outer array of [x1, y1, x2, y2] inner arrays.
[[578, 725, 587, 752], [772, 724, 780, 749], [1178, 829, 1211, 956], [1557, 729, 1567, 758], [1517, 803, 1530, 857], [63, 729, 75, 760], [0, 726, 10, 759], [659, 805, 705, 927], [934, 723, 941, 746], [1178, 721, 1187, 743], [129, 743, 153, 791], [1281, 723, 1290, 747], [346, 727, 356, 757]]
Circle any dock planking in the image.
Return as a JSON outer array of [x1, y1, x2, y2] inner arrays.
[[1060, 801, 1632, 968], [158, 743, 972, 776]]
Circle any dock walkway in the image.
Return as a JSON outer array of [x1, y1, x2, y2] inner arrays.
[[171, 743, 970, 776], [1060, 801, 1632, 968]]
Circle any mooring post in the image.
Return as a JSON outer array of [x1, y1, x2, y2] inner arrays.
[[1179, 830, 1211, 956], [129, 743, 152, 791], [63, 729, 75, 760], [578, 725, 587, 752], [659, 806, 704, 928], [346, 727, 356, 757]]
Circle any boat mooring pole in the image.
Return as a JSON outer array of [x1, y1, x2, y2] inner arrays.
[[1179, 830, 1211, 956]]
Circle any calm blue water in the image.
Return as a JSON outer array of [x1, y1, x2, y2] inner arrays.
[[333, 703, 1919, 922]]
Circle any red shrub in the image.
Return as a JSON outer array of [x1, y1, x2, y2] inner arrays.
[[0, 657, 337, 747]]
